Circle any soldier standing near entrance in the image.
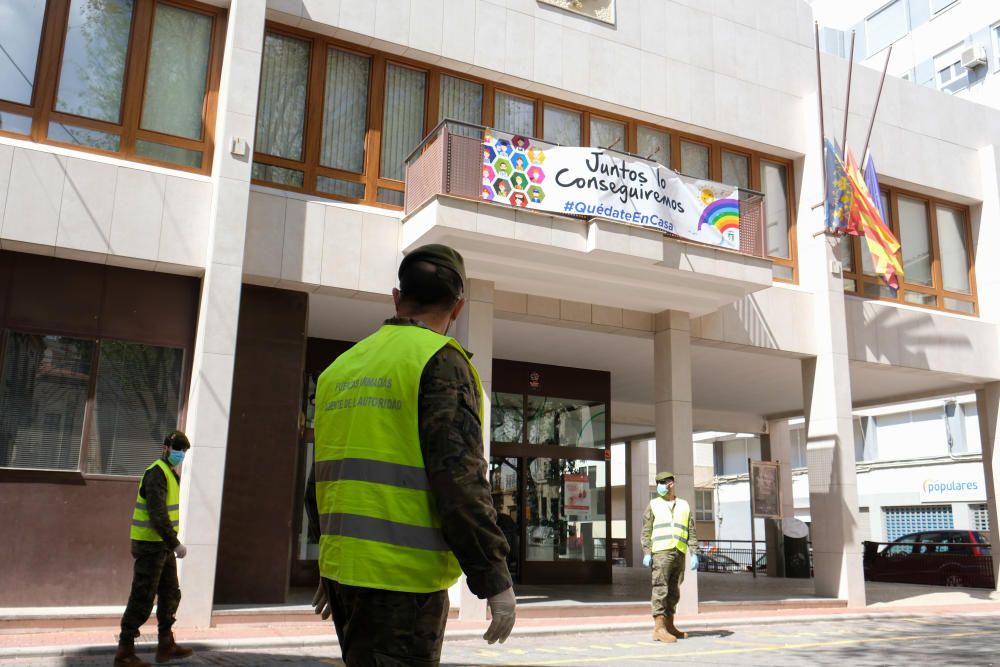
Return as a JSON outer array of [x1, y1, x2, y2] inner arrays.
[[641, 470, 699, 643], [308, 244, 516, 665], [114, 431, 194, 667]]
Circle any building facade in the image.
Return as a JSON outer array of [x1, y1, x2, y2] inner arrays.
[[1, 0, 1000, 627], [812, 0, 1000, 107]]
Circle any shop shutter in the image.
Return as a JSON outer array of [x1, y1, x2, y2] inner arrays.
[[883, 505, 954, 541]]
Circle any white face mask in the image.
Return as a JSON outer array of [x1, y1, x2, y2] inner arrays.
[[656, 483, 668, 496]]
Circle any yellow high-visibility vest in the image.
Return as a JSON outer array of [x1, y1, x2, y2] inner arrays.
[[314, 324, 483, 593], [130, 459, 180, 542], [650, 497, 691, 553]]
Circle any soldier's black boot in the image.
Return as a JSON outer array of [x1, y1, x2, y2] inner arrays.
[[113, 636, 151, 667], [155, 632, 193, 663]]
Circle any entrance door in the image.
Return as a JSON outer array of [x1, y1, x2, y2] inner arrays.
[[490, 360, 612, 585]]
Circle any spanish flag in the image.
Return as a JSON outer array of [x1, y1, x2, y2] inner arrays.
[[843, 149, 903, 293]]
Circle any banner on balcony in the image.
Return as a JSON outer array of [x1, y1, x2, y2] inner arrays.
[[480, 131, 740, 249]]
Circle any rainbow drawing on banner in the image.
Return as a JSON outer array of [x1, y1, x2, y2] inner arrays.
[[698, 198, 740, 235]]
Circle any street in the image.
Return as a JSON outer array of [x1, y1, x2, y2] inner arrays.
[[4, 614, 1000, 666]]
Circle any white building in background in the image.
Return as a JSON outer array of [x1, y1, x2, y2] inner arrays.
[[712, 392, 989, 546], [811, 0, 1000, 107]]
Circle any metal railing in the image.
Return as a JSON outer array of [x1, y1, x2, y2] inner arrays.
[[403, 119, 769, 259], [863, 540, 995, 589]]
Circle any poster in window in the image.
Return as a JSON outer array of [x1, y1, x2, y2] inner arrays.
[[751, 460, 781, 519], [563, 473, 591, 519]]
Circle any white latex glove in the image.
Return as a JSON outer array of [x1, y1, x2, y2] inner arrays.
[[173, 544, 187, 559], [642, 553, 652, 568], [483, 587, 516, 644], [312, 581, 332, 620]]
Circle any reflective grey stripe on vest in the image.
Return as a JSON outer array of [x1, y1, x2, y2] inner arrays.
[[315, 458, 430, 492], [135, 502, 179, 511], [320, 513, 449, 552], [131, 520, 180, 528]]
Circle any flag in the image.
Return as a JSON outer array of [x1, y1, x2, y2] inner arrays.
[[823, 139, 855, 233], [863, 153, 887, 223], [844, 149, 903, 293]]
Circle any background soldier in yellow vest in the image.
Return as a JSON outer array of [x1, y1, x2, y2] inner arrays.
[[641, 470, 699, 643], [307, 244, 516, 665], [114, 430, 194, 667]]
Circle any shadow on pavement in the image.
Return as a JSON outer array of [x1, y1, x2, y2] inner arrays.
[[685, 629, 734, 638]]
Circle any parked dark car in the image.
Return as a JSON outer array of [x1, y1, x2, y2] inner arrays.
[[698, 553, 742, 573], [863, 529, 993, 588]]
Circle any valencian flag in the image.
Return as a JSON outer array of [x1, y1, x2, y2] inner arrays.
[[844, 148, 903, 293], [823, 139, 855, 234]]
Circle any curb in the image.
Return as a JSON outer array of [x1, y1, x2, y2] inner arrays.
[[6, 609, 1000, 659]]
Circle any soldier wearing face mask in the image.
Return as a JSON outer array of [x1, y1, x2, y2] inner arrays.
[[641, 471, 699, 643], [114, 430, 194, 667]]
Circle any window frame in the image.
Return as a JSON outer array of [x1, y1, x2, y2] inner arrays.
[[0, 0, 226, 175], [250, 21, 798, 280], [840, 185, 977, 315], [864, 0, 909, 57], [992, 22, 1000, 73]]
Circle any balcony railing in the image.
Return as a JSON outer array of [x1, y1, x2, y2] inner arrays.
[[404, 120, 768, 259]]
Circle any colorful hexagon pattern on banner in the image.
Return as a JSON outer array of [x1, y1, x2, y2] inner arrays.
[[482, 131, 545, 208]]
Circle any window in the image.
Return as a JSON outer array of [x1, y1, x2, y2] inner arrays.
[[438, 74, 481, 137], [761, 159, 794, 280], [543, 104, 580, 146], [994, 24, 1000, 72], [590, 116, 624, 151], [680, 140, 709, 179], [866, 1, 908, 55], [379, 63, 427, 204], [637, 125, 670, 164], [971, 504, 990, 532], [0, 332, 184, 476], [0, 0, 224, 171], [538, 0, 615, 25], [495, 90, 534, 136], [695, 489, 714, 521], [721, 150, 750, 189], [841, 186, 976, 314], [934, 44, 968, 94], [930, 0, 957, 15]]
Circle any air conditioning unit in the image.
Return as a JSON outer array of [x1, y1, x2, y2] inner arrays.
[[960, 44, 987, 69]]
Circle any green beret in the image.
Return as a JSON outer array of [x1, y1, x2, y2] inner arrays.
[[655, 471, 674, 483], [399, 244, 466, 291]]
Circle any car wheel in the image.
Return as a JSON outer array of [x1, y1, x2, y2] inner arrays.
[[943, 572, 964, 587]]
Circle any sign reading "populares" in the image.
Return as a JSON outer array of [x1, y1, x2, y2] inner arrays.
[[919, 472, 986, 503]]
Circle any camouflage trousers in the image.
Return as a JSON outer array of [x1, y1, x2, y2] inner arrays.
[[651, 549, 685, 617], [322, 577, 450, 666], [120, 542, 181, 640]]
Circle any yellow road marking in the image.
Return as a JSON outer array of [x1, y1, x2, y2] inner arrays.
[[588, 645, 614, 650], [712, 638, 782, 648], [495, 629, 1000, 666]]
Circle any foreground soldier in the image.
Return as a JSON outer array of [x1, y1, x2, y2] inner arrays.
[[641, 470, 699, 643], [114, 431, 194, 667], [308, 244, 516, 665]]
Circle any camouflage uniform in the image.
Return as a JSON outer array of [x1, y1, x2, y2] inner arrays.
[[641, 500, 697, 617], [305, 318, 512, 665], [120, 462, 183, 640]]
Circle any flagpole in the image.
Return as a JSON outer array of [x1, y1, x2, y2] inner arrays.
[[860, 46, 893, 164], [815, 21, 827, 193], [841, 30, 856, 152]]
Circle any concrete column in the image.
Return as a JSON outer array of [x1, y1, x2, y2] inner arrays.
[[628, 439, 651, 568], [761, 419, 795, 577], [800, 208, 865, 606], [975, 384, 1000, 594], [176, 0, 266, 628], [653, 310, 698, 615], [452, 278, 495, 619]]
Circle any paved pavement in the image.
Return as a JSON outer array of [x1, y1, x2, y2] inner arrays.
[[3, 613, 1000, 665], [4, 572, 1000, 664]]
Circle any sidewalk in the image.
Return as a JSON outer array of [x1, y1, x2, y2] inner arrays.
[[4, 572, 1000, 660]]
